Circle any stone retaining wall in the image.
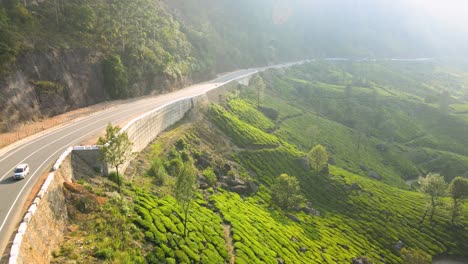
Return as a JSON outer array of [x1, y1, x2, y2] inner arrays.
[[9, 74, 253, 263]]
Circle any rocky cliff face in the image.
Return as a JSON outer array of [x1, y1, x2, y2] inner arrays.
[[0, 48, 105, 132]]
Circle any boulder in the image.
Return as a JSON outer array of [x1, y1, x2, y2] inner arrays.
[[231, 185, 249, 195], [368, 171, 382, 180], [196, 155, 211, 169], [320, 164, 329, 175], [199, 182, 209, 190], [228, 177, 245, 186], [247, 180, 259, 193], [359, 164, 368, 171], [376, 144, 388, 152], [301, 206, 321, 216], [394, 240, 404, 251], [352, 257, 373, 264], [344, 183, 362, 192], [219, 173, 257, 195], [287, 213, 302, 223]]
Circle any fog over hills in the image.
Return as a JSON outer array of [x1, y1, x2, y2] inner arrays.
[[255, 0, 468, 57]]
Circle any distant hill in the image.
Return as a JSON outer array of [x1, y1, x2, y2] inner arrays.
[[1, 0, 468, 132], [53, 62, 468, 263]]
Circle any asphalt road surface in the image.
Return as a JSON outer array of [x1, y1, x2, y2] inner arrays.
[[0, 62, 307, 257]]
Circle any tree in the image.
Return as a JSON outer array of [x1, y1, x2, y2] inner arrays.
[[448, 176, 468, 224], [418, 173, 446, 223], [271, 174, 305, 210], [308, 144, 328, 172], [400, 248, 431, 264], [174, 162, 197, 238], [97, 123, 133, 193], [103, 54, 129, 99]]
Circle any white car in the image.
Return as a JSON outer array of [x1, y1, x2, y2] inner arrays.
[[13, 164, 30, 180]]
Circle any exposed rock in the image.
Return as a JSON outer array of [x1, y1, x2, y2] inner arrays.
[[196, 154, 211, 169], [321, 164, 329, 175], [344, 183, 362, 191], [359, 164, 368, 171], [287, 213, 302, 223], [230, 185, 249, 195], [223, 162, 233, 174], [394, 240, 404, 251], [219, 174, 257, 195], [206, 203, 217, 211], [0, 49, 106, 132], [64, 182, 106, 215], [229, 177, 246, 186], [381, 210, 391, 217], [338, 244, 350, 250], [376, 144, 388, 152], [352, 256, 373, 264], [197, 173, 211, 189], [299, 247, 308, 253], [199, 182, 209, 190], [277, 258, 285, 264], [247, 180, 259, 193], [368, 171, 382, 180], [301, 205, 321, 216]]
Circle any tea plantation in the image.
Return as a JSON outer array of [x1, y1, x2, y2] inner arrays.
[[55, 62, 468, 263]]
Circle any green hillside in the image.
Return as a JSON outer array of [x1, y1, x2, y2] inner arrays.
[[54, 62, 468, 263], [3, 0, 468, 132]]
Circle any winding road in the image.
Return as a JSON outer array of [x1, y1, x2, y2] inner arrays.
[[0, 57, 434, 257], [0, 65, 283, 257]]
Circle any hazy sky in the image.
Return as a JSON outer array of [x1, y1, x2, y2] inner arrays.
[[269, 0, 468, 56], [405, 0, 468, 18]]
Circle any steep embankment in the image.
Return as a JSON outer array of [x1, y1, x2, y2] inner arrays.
[[4, 0, 468, 133], [0, 0, 307, 132], [52, 63, 468, 263], [0, 0, 194, 131]]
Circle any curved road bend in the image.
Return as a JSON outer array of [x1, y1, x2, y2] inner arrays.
[[0, 63, 307, 256]]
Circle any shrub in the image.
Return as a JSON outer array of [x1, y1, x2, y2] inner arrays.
[[400, 248, 431, 264], [166, 258, 176, 264], [258, 106, 279, 121], [202, 167, 217, 187], [148, 159, 167, 185], [103, 54, 128, 99], [95, 247, 114, 260], [175, 250, 190, 263], [165, 158, 184, 176], [108, 171, 122, 184]]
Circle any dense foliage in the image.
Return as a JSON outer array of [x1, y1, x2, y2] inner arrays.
[[56, 62, 468, 263]]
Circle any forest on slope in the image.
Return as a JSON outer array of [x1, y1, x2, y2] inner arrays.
[[2, 0, 468, 132], [53, 62, 468, 263]]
